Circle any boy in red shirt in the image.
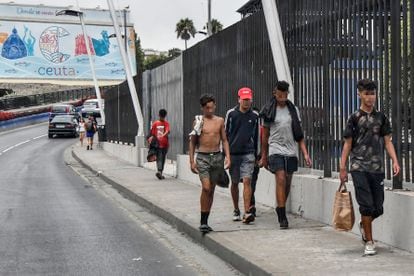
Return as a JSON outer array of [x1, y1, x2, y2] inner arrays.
[[149, 109, 170, 179]]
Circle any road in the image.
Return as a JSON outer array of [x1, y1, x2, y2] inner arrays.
[[0, 124, 239, 275]]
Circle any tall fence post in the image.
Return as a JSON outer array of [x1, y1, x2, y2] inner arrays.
[[323, 1, 332, 178], [391, 0, 403, 189]]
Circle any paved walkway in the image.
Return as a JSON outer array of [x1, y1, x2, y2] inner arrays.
[[71, 144, 414, 275]]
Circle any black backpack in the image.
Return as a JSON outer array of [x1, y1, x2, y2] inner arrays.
[[85, 122, 94, 132]]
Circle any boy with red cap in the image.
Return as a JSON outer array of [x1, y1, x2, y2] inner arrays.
[[225, 87, 260, 224]]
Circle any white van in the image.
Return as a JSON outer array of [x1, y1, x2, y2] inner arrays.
[[81, 99, 104, 118]]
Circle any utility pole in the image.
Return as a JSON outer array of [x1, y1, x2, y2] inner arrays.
[[207, 0, 212, 36]]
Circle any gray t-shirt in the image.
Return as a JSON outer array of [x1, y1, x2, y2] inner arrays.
[[263, 106, 300, 157]]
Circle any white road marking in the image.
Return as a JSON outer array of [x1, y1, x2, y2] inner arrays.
[[1, 134, 47, 154], [32, 134, 47, 140], [2, 146, 16, 153], [14, 140, 31, 147]]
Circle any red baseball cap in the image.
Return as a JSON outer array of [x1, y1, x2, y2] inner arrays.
[[238, 87, 253, 100]]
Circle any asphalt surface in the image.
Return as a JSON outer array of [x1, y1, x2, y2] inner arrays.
[[0, 124, 239, 275]]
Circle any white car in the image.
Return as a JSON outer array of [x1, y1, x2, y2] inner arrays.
[[81, 99, 104, 118]]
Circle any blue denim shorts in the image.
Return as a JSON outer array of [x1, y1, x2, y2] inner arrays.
[[268, 154, 298, 174], [229, 153, 255, 183]]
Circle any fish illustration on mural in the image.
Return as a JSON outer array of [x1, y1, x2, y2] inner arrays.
[[1, 28, 27, 60], [5, 69, 17, 73], [39, 26, 71, 64]]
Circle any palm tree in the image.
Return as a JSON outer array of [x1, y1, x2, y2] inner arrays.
[[209, 19, 223, 34], [175, 18, 196, 50]]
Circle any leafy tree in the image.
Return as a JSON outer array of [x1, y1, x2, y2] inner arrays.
[[175, 18, 197, 49], [168, 48, 182, 58], [208, 19, 223, 34], [134, 35, 145, 73], [144, 49, 182, 70], [144, 54, 169, 70]]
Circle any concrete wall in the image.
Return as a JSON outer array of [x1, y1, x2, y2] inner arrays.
[[102, 142, 139, 166], [0, 113, 49, 132], [176, 154, 414, 253], [142, 56, 184, 160]]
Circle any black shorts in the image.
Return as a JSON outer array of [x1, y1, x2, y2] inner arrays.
[[351, 171, 385, 218], [268, 154, 298, 174]]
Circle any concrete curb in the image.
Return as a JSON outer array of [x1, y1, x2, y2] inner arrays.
[[71, 149, 271, 276]]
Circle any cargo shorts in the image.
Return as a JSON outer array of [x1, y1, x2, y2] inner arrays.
[[196, 152, 224, 180]]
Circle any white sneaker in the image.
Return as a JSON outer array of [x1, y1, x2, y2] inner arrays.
[[364, 241, 377, 255], [232, 209, 241, 221]]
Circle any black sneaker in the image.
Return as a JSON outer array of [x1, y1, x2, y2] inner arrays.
[[86, 145, 89, 150], [276, 207, 289, 229], [199, 224, 212, 233], [156, 172, 162, 180], [280, 218, 289, 229], [250, 206, 257, 217], [232, 209, 241, 221], [242, 212, 255, 224], [275, 207, 281, 223]]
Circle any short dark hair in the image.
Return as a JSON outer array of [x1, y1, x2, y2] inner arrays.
[[274, 81, 289, 92], [200, 94, 216, 107], [357, 79, 377, 92], [159, 109, 167, 118]]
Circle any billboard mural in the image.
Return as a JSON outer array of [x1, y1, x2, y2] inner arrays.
[[0, 4, 137, 81]]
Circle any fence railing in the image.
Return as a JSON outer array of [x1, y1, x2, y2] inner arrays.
[[104, 76, 141, 145], [0, 88, 96, 110], [105, 0, 413, 188], [276, 0, 413, 188]]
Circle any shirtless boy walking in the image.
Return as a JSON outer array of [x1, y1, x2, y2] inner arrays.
[[189, 94, 231, 233]]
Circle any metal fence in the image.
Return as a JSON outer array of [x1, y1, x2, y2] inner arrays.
[[276, 0, 413, 188], [0, 88, 95, 110], [105, 77, 141, 145], [182, 11, 277, 153], [105, 0, 413, 188], [143, 56, 184, 159]]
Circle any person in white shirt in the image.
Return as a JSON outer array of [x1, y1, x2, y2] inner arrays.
[[78, 117, 86, 147]]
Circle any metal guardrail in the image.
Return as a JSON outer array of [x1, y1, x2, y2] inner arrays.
[[0, 88, 95, 110]]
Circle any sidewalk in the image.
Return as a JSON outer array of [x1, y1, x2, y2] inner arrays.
[[71, 144, 414, 275]]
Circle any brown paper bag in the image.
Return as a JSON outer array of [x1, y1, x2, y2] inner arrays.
[[332, 182, 355, 231]]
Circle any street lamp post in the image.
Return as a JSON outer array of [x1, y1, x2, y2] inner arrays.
[[56, 9, 106, 125]]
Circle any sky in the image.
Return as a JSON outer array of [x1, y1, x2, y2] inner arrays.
[[4, 0, 248, 51]]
